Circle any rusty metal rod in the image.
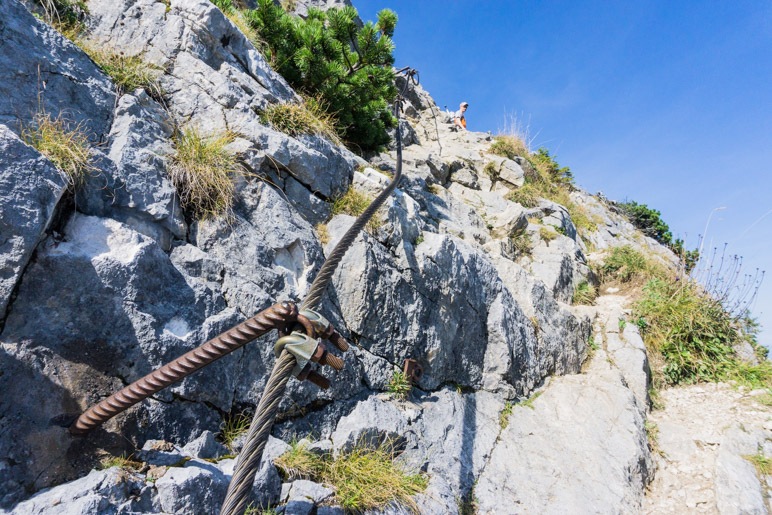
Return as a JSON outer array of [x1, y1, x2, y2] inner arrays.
[[69, 301, 298, 435]]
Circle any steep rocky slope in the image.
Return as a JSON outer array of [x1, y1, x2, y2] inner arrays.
[[1, 0, 769, 513]]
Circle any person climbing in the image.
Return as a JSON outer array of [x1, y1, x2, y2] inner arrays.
[[453, 101, 468, 131]]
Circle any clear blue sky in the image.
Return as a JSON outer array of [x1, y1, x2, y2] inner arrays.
[[354, 0, 772, 346]]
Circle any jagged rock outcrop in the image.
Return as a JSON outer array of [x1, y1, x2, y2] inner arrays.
[[0, 0, 725, 513]]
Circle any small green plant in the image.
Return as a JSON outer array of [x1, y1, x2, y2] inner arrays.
[[618, 318, 627, 331], [35, 0, 88, 37], [488, 135, 528, 160], [78, 44, 163, 99], [539, 226, 557, 243], [509, 230, 533, 256], [598, 245, 662, 284], [387, 369, 412, 400], [414, 233, 424, 246], [22, 111, 94, 188], [331, 187, 381, 232], [529, 147, 573, 187], [99, 453, 143, 471], [588, 336, 599, 352], [168, 128, 242, 220], [274, 440, 322, 480], [520, 391, 542, 410], [259, 96, 341, 144], [274, 439, 427, 513], [635, 277, 772, 388], [499, 401, 513, 429], [219, 411, 252, 450], [506, 184, 539, 208], [744, 450, 772, 478], [326, 441, 427, 513], [644, 421, 663, 456], [572, 281, 597, 305], [482, 161, 499, 182]]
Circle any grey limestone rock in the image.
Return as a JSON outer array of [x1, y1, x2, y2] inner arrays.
[[181, 430, 229, 460], [10, 468, 153, 515], [0, 214, 236, 504], [0, 125, 67, 320], [475, 366, 653, 515], [715, 426, 767, 515], [156, 460, 229, 514], [0, 0, 116, 140], [78, 91, 185, 250]]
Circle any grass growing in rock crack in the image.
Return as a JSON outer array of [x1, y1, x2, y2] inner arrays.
[[99, 453, 143, 471], [274, 439, 427, 513], [499, 401, 514, 429], [168, 128, 242, 220], [259, 96, 341, 145], [572, 281, 597, 305], [539, 226, 557, 243], [22, 111, 94, 189], [644, 421, 663, 457], [520, 391, 542, 409], [744, 450, 772, 478], [219, 411, 252, 450], [387, 369, 412, 400], [509, 230, 533, 257], [78, 43, 164, 99], [331, 187, 382, 233]]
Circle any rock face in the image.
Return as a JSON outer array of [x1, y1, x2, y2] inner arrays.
[[0, 126, 67, 319], [0, 0, 727, 513]]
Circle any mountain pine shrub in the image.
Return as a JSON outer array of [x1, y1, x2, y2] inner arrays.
[[243, 0, 398, 151]]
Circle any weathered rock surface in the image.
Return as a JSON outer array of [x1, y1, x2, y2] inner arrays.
[[0, 0, 116, 140], [475, 356, 654, 514], [0, 125, 67, 320], [643, 383, 772, 514]]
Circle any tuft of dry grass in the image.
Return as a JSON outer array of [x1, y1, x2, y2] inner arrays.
[[22, 111, 94, 188], [489, 135, 529, 161], [539, 226, 557, 243], [260, 96, 341, 145], [275, 439, 427, 513], [331, 187, 382, 233], [99, 452, 143, 471], [572, 281, 597, 305], [219, 411, 252, 450], [506, 184, 540, 208], [78, 43, 164, 99], [168, 128, 243, 220]]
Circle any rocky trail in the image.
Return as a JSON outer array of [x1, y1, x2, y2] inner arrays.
[[581, 293, 772, 515], [643, 382, 772, 514]]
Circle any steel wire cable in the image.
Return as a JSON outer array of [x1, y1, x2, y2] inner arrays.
[[220, 71, 413, 514]]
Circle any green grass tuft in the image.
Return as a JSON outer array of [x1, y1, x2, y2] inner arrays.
[[218, 411, 252, 451], [260, 96, 341, 145], [572, 281, 597, 305], [168, 128, 242, 220], [387, 369, 412, 400], [78, 43, 164, 99], [488, 135, 528, 160], [22, 111, 94, 189], [275, 439, 427, 513]]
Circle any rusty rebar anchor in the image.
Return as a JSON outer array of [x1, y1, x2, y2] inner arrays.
[[69, 301, 300, 436]]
